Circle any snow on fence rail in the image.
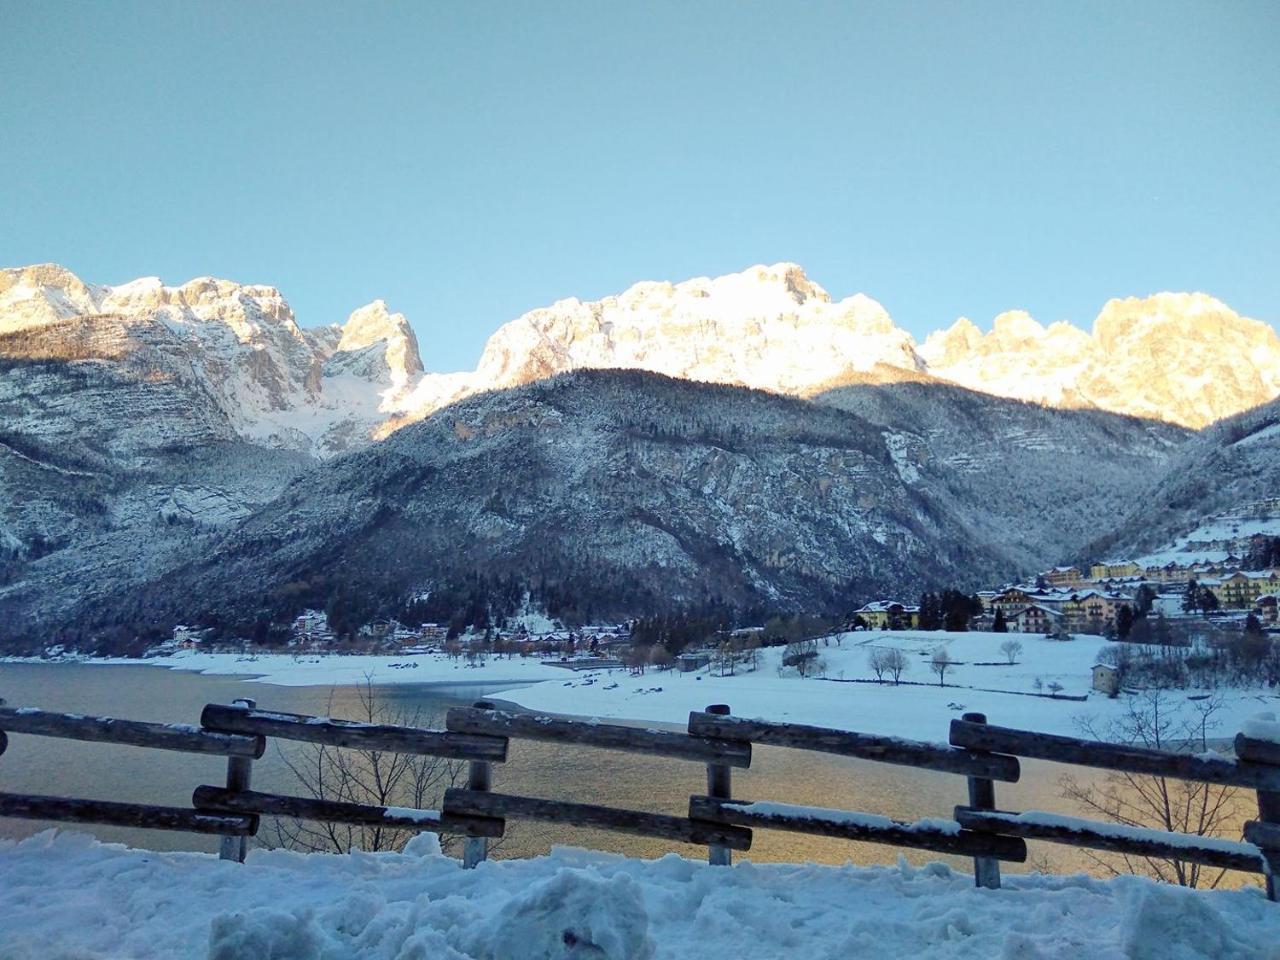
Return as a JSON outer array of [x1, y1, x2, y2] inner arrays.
[[949, 717, 1280, 791], [687, 796, 1027, 862], [0, 704, 263, 758], [0, 792, 257, 836], [199, 703, 507, 762], [687, 710, 1019, 781], [446, 705, 752, 767], [0, 694, 1278, 901]]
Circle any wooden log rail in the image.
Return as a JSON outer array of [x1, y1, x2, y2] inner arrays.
[[200, 703, 508, 762], [0, 705, 263, 758], [1237, 733, 1280, 900], [950, 718, 1280, 791], [447, 706, 751, 767], [956, 807, 1267, 874], [689, 796, 1026, 862], [443, 788, 753, 851], [193, 785, 504, 837], [690, 712, 1018, 782], [0, 791, 257, 836]]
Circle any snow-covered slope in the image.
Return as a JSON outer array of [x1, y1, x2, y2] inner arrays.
[[14, 370, 1189, 649], [1088, 395, 1280, 564]]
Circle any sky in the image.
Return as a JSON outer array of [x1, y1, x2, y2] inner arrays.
[[2, 1, 1277, 372]]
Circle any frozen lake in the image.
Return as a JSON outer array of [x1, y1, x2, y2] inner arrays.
[[0, 660, 1256, 881]]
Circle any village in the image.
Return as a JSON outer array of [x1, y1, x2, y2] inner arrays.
[[146, 499, 1280, 661]]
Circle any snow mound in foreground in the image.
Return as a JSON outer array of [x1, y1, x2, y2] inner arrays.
[[2, 830, 1277, 959]]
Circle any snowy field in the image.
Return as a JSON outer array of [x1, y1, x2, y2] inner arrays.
[[9, 630, 1278, 741], [2, 829, 1277, 960], [488, 631, 1279, 741]]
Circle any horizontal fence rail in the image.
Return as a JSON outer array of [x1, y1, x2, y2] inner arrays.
[[448, 706, 752, 768], [443, 787, 753, 851], [1245, 820, 1280, 852], [950, 718, 1280, 792], [201, 704, 508, 762], [689, 796, 1027, 862], [193, 786, 504, 838], [1237, 734, 1280, 768], [1, 694, 1276, 901], [955, 807, 1266, 873], [0, 705, 263, 758], [0, 790, 257, 836], [691, 712, 1019, 782]]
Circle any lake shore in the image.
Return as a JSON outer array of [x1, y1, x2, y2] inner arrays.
[[6, 629, 1277, 742]]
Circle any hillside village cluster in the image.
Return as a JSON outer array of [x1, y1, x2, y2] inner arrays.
[[855, 556, 1280, 635], [153, 515, 1280, 677]]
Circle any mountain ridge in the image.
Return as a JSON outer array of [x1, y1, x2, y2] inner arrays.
[[4, 262, 1277, 450]]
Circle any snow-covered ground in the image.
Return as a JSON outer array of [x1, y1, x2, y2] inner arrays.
[[9, 630, 1278, 741], [2, 829, 1277, 960], [488, 631, 1279, 741]]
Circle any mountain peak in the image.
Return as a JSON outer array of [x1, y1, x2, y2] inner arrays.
[[335, 300, 424, 387]]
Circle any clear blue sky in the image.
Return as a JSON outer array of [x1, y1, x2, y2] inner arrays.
[[3, 1, 1277, 371]]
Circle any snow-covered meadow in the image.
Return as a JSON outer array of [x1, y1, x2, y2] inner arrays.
[[58, 629, 1279, 742], [2, 829, 1277, 960]]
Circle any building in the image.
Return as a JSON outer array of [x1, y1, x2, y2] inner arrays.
[[989, 588, 1038, 616], [1060, 590, 1129, 632], [1255, 594, 1278, 625], [1211, 570, 1280, 609], [1010, 604, 1062, 634], [1091, 663, 1120, 695], [677, 652, 712, 672], [853, 601, 920, 629], [1089, 559, 1141, 580], [1042, 566, 1086, 589]]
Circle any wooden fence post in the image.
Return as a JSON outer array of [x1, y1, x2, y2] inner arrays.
[[705, 704, 733, 866], [961, 712, 1000, 889], [1235, 726, 1280, 902], [218, 698, 256, 863], [463, 701, 495, 869]]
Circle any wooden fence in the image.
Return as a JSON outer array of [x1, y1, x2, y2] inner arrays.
[[0, 694, 1276, 901]]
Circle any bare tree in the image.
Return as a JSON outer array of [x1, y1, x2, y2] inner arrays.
[[1059, 691, 1243, 888], [266, 676, 467, 855], [885, 648, 908, 684], [930, 647, 952, 686], [999, 639, 1023, 664], [782, 638, 820, 677], [1047, 680, 1064, 697], [648, 645, 675, 672], [868, 647, 890, 683]]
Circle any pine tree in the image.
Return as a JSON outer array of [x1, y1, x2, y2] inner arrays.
[[992, 608, 1008, 633], [1182, 579, 1200, 615], [1116, 604, 1135, 639]]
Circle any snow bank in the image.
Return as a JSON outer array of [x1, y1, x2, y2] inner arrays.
[[1241, 712, 1280, 745], [3, 830, 1278, 959]]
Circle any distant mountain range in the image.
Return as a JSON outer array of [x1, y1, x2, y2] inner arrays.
[[1, 261, 1276, 649]]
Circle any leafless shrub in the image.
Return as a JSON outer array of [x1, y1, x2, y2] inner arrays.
[[1059, 691, 1243, 888]]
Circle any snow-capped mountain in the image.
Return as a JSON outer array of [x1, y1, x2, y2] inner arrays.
[[467, 263, 922, 396], [921, 293, 1280, 429], [4, 262, 1277, 447], [0, 263, 423, 457], [1, 259, 1277, 646], [391, 267, 1278, 432]]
